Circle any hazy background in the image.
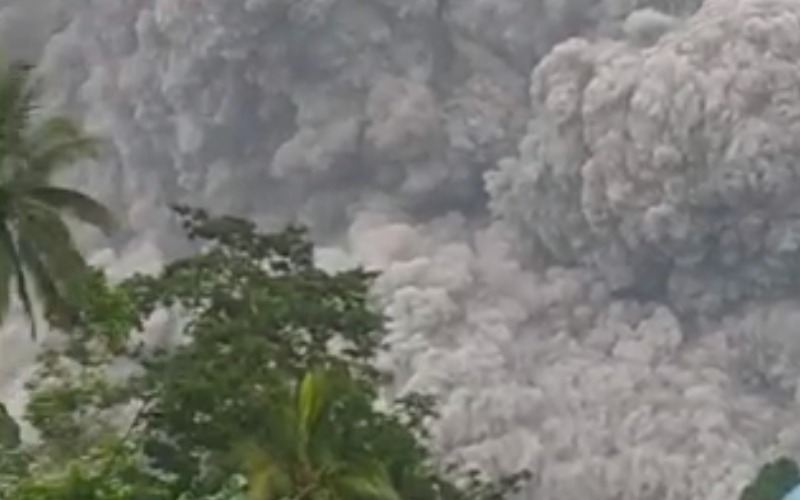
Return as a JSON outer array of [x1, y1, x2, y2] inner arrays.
[[2, 0, 800, 498]]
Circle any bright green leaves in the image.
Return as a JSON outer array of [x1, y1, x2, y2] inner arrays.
[[233, 368, 404, 500], [65, 268, 141, 355], [297, 369, 330, 450]]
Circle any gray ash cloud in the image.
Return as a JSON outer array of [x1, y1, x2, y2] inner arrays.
[[8, 0, 800, 498]]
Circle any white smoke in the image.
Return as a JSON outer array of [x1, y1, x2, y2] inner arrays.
[[3, 0, 800, 498]]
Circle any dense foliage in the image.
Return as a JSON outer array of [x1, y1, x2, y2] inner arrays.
[[739, 457, 800, 500], [0, 206, 530, 499]]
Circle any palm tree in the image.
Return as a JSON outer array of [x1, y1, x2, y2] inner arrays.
[[0, 61, 114, 337], [240, 368, 403, 500]]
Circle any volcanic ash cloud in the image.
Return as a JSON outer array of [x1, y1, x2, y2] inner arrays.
[[357, 1, 800, 498], [488, 0, 800, 318], [2, 0, 799, 499], [354, 209, 800, 500]]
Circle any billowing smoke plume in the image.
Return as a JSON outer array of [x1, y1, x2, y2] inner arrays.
[[26, 0, 699, 239], [4, 0, 800, 498], [488, 0, 800, 318]]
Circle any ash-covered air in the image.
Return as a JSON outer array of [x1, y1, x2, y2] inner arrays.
[[489, 0, 800, 319], [4, 0, 800, 499]]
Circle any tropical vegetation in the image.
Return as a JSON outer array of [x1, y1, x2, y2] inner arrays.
[[0, 56, 530, 499], [0, 205, 530, 499], [0, 60, 114, 337]]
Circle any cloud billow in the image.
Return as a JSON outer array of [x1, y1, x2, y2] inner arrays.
[[6, 0, 800, 499]]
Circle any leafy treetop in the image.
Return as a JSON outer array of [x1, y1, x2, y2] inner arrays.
[[2, 205, 530, 500]]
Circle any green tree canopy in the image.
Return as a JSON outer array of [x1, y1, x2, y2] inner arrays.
[[2, 206, 530, 500]]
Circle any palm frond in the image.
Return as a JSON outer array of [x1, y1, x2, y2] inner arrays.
[[297, 369, 332, 448], [235, 441, 293, 500], [0, 62, 113, 337], [0, 223, 36, 338], [15, 200, 87, 284], [17, 238, 73, 330], [0, 402, 20, 449], [0, 235, 13, 324], [25, 186, 116, 235], [245, 448, 292, 500], [25, 117, 103, 180], [17, 201, 85, 273], [16, 205, 91, 332]]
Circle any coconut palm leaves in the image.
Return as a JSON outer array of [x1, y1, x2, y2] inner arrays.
[[0, 403, 19, 449], [240, 368, 402, 500], [0, 61, 114, 337]]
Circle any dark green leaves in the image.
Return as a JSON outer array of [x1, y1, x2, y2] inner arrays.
[[8, 206, 529, 500], [0, 59, 115, 336], [740, 457, 800, 500], [0, 222, 37, 337], [0, 403, 20, 449], [26, 187, 115, 235], [125, 207, 529, 499]]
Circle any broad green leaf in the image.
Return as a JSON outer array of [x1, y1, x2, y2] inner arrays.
[[297, 370, 330, 444]]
